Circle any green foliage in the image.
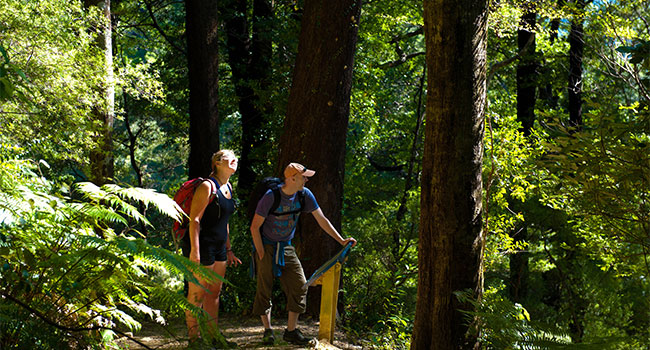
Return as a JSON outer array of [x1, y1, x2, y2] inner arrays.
[[616, 39, 650, 67], [336, 2, 424, 347], [0, 0, 107, 178], [3, 0, 650, 348], [0, 150, 224, 349], [0, 43, 28, 102], [459, 289, 625, 350]]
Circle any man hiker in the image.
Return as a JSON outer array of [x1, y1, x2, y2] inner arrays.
[[249, 162, 357, 345]]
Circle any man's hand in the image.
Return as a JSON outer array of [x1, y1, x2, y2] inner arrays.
[[342, 237, 357, 247]]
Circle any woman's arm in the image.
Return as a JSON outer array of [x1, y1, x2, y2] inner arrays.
[[187, 181, 212, 263], [226, 223, 242, 266]]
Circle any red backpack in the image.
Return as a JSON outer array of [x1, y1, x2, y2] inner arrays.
[[172, 177, 218, 241]]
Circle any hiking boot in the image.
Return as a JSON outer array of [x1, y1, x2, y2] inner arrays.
[[283, 328, 313, 345], [262, 328, 275, 345]]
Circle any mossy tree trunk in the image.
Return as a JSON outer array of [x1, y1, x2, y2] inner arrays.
[[412, 0, 488, 348], [185, 0, 220, 178], [85, 0, 115, 185], [222, 0, 274, 200], [276, 0, 361, 317]]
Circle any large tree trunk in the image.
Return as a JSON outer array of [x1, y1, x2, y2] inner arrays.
[[510, 9, 537, 303], [85, 0, 114, 185], [566, 1, 589, 340], [185, 0, 220, 179], [568, 0, 586, 129], [222, 0, 274, 199], [412, 0, 487, 349], [540, 0, 563, 108], [276, 0, 361, 317], [516, 10, 537, 137]]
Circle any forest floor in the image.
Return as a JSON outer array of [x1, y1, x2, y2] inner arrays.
[[117, 313, 364, 350]]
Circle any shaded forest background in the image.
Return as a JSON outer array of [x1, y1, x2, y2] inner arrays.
[[1, 0, 649, 349]]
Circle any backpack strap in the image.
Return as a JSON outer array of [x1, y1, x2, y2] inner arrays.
[[297, 189, 305, 209], [267, 187, 282, 217], [206, 177, 221, 217], [206, 177, 219, 199], [268, 188, 305, 216]]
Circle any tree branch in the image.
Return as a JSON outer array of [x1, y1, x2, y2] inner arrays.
[[1, 290, 155, 350], [141, 0, 186, 54], [487, 33, 535, 84], [379, 52, 425, 68], [379, 26, 425, 68], [389, 26, 423, 44], [366, 153, 403, 172]]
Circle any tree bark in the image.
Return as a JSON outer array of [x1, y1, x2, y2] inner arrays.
[[185, 0, 220, 179], [510, 9, 537, 303], [276, 0, 361, 317], [540, 0, 563, 108], [412, 0, 487, 349], [516, 10, 537, 136], [222, 0, 274, 199], [568, 0, 587, 129], [85, 0, 115, 185]]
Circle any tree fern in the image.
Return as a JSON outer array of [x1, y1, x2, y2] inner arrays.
[[456, 291, 628, 349], [0, 154, 224, 349]]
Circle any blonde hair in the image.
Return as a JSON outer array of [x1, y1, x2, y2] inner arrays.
[[211, 149, 236, 172]]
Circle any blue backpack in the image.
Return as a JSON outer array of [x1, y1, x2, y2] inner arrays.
[[246, 177, 305, 222]]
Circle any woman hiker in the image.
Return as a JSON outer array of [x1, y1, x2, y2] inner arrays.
[[183, 149, 242, 349]]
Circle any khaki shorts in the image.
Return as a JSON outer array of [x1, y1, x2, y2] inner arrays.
[[252, 244, 307, 315]]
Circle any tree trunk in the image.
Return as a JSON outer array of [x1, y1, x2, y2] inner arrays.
[[276, 0, 361, 317], [185, 0, 220, 179], [85, 0, 115, 185], [516, 10, 537, 137], [568, 0, 586, 129], [412, 0, 487, 349], [510, 9, 537, 303], [540, 0, 563, 108], [222, 0, 274, 199]]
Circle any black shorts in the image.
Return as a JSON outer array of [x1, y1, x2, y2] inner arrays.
[[181, 238, 227, 265]]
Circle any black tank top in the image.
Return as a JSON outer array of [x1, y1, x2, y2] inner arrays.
[[199, 179, 235, 243]]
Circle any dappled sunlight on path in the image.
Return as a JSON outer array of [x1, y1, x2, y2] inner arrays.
[[118, 314, 361, 349]]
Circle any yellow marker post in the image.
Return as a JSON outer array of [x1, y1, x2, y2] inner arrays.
[[314, 262, 342, 342]]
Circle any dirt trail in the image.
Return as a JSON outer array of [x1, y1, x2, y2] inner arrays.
[[117, 314, 362, 350]]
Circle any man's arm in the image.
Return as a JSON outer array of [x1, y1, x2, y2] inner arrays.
[[250, 214, 266, 259], [311, 208, 357, 247]]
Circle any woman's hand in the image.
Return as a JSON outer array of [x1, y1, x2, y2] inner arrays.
[[189, 249, 200, 264], [227, 250, 242, 267]]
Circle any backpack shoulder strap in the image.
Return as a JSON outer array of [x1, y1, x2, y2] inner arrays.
[[267, 187, 281, 216], [297, 190, 305, 209], [205, 177, 219, 202]]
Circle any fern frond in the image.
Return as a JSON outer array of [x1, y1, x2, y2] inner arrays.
[[69, 203, 127, 225], [456, 290, 629, 349], [73, 182, 104, 203], [122, 295, 165, 325], [101, 184, 183, 222], [0, 192, 21, 225], [91, 304, 141, 332], [132, 237, 227, 285]]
